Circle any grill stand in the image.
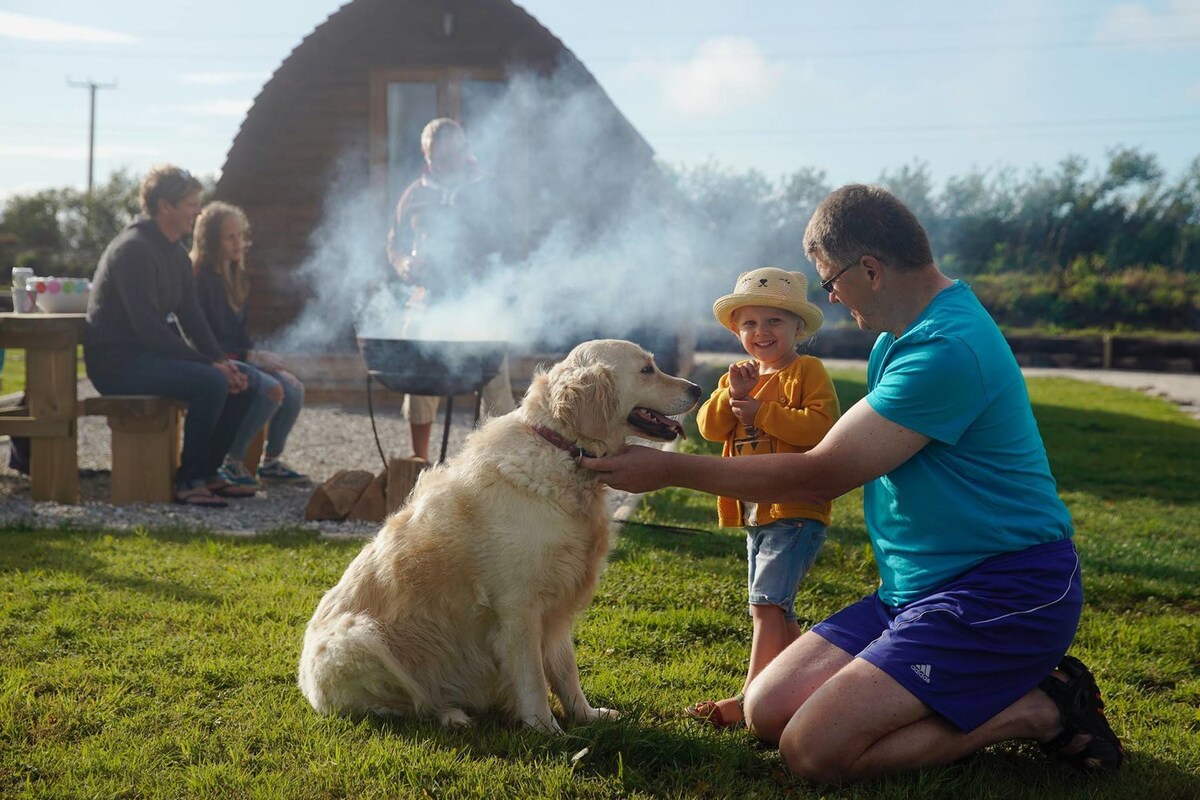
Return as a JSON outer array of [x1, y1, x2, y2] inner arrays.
[[366, 372, 487, 470]]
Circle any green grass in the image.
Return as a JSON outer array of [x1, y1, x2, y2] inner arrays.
[[1, 367, 1198, 798]]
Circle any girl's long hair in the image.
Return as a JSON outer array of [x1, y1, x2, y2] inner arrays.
[[190, 201, 251, 312]]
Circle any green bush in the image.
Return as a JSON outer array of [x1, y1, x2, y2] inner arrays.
[[970, 266, 1200, 330]]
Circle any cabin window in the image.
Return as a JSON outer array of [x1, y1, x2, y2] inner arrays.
[[371, 69, 507, 214], [384, 82, 438, 205]]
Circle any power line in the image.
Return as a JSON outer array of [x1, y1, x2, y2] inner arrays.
[[67, 78, 116, 195]]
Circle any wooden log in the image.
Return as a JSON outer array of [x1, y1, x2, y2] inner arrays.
[[385, 456, 428, 514], [348, 471, 388, 522], [304, 469, 375, 521]]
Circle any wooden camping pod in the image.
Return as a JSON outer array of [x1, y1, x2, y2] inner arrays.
[[213, 0, 657, 344]]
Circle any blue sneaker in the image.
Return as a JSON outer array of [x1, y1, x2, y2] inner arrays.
[[257, 458, 310, 485], [218, 460, 259, 487]]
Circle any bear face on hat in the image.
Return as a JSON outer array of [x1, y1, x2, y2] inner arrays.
[[712, 267, 824, 342]]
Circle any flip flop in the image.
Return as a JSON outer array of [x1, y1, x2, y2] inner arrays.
[[209, 482, 256, 498], [684, 694, 744, 728], [1039, 655, 1124, 777], [174, 486, 228, 508]]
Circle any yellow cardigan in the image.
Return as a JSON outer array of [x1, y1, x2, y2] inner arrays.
[[696, 355, 840, 527]]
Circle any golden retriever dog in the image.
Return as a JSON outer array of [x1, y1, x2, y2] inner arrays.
[[298, 339, 701, 732]]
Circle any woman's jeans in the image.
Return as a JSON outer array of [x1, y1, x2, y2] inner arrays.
[[226, 363, 304, 463], [85, 349, 253, 489]]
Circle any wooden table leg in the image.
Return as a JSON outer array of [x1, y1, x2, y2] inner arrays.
[[26, 346, 78, 503]]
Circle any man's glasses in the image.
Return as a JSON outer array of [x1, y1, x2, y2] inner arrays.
[[820, 258, 862, 294]]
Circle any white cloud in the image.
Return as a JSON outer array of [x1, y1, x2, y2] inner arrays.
[[180, 71, 269, 86], [658, 36, 784, 118], [1094, 0, 1200, 47], [0, 11, 137, 44]]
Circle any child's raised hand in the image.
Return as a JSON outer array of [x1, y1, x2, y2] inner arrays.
[[730, 396, 762, 428], [728, 360, 760, 400]]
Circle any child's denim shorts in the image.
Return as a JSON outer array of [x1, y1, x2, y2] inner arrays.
[[746, 517, 827, 621]]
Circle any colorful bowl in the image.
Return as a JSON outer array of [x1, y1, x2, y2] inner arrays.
[[31, 277, 91, 313]]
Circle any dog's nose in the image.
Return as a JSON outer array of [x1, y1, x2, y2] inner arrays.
[[686, 382, 702, 401]]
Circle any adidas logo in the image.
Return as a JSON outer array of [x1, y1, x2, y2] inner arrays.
[[910, 663, 932, 683]]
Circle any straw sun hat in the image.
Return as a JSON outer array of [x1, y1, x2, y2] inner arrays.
[[712, 267, 824, 341]]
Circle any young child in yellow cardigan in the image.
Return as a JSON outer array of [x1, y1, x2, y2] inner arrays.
[[688, 267, 840, 728]]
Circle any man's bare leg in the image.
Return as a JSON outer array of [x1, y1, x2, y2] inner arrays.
[[410, 422, 432, 462], [749, 637, 1069, 784], [742, 629, 855, 743]]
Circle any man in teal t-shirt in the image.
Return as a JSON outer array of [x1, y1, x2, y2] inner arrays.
[[583, 185, 1122, 784], [863, 279, 1074, 606]]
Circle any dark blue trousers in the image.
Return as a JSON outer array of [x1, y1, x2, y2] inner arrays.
[[85, 349, 253, 489]]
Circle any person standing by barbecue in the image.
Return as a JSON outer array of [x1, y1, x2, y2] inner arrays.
[[385, 117, 515, 461], [84, 165, 254, 508]]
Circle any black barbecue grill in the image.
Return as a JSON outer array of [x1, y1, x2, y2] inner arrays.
[[357, 336, 507, 465]]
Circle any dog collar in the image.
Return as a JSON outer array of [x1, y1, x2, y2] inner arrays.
[[532, 425, 596, 462]]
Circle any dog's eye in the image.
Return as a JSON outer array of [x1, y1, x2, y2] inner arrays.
[[641, 364, 655, 374]]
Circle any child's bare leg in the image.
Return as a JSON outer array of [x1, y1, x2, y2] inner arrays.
[[706, 604, 797, 723]]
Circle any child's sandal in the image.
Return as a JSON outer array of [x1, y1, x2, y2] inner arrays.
[[683, 692, 745, 729]]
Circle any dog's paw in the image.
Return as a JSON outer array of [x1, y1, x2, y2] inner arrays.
[[577, 706, 619, 723], [439, 708, 474, 727], [520, 713, 564, 735]]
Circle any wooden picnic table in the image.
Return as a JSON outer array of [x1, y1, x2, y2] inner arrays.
[[0, 312, 86, 503]]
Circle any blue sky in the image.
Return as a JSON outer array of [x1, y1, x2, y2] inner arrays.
[[1, 0, 1198, 202]]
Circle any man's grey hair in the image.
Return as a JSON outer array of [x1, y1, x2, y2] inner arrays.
[[804, 184, 934, 271]]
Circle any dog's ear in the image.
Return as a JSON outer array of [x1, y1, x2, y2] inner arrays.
[[550, 363, 619, 441]]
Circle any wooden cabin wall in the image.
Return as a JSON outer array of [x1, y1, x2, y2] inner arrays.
[[214, 0, 653, 342]]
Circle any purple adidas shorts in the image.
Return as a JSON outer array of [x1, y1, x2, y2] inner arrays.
[[811, 539, 1082, 732]]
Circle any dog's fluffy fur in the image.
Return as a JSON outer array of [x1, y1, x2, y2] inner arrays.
[[298, 339, 700, 732]]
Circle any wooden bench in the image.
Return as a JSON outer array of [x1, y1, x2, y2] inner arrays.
[[80, 396, 187, 505]]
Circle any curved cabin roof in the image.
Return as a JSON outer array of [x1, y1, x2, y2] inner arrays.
[[214, 0, 654, 334]]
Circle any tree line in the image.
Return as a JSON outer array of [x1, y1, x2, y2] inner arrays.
[[2, 148, 1198, 331], [669, 146, 1200, 332]]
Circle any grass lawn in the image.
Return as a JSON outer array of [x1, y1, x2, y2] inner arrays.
[[1, 366, 1197, 799]]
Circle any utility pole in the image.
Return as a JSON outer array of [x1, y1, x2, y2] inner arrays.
[[67, 78, 116, 196]]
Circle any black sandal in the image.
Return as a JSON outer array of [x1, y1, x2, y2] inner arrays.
[[1038, 655, 1124, 776]]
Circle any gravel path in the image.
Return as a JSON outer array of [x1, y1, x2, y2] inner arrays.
[[3, 355, 1196, 535], [697, 353, 1200, 420], [816, 357, 1200, 421], [0, 379, 637, 537]]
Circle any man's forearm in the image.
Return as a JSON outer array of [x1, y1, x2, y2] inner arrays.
[[663, 450, 831, 506]]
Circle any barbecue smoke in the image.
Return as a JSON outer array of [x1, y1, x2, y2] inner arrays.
[[275, 66, 789, 365]]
